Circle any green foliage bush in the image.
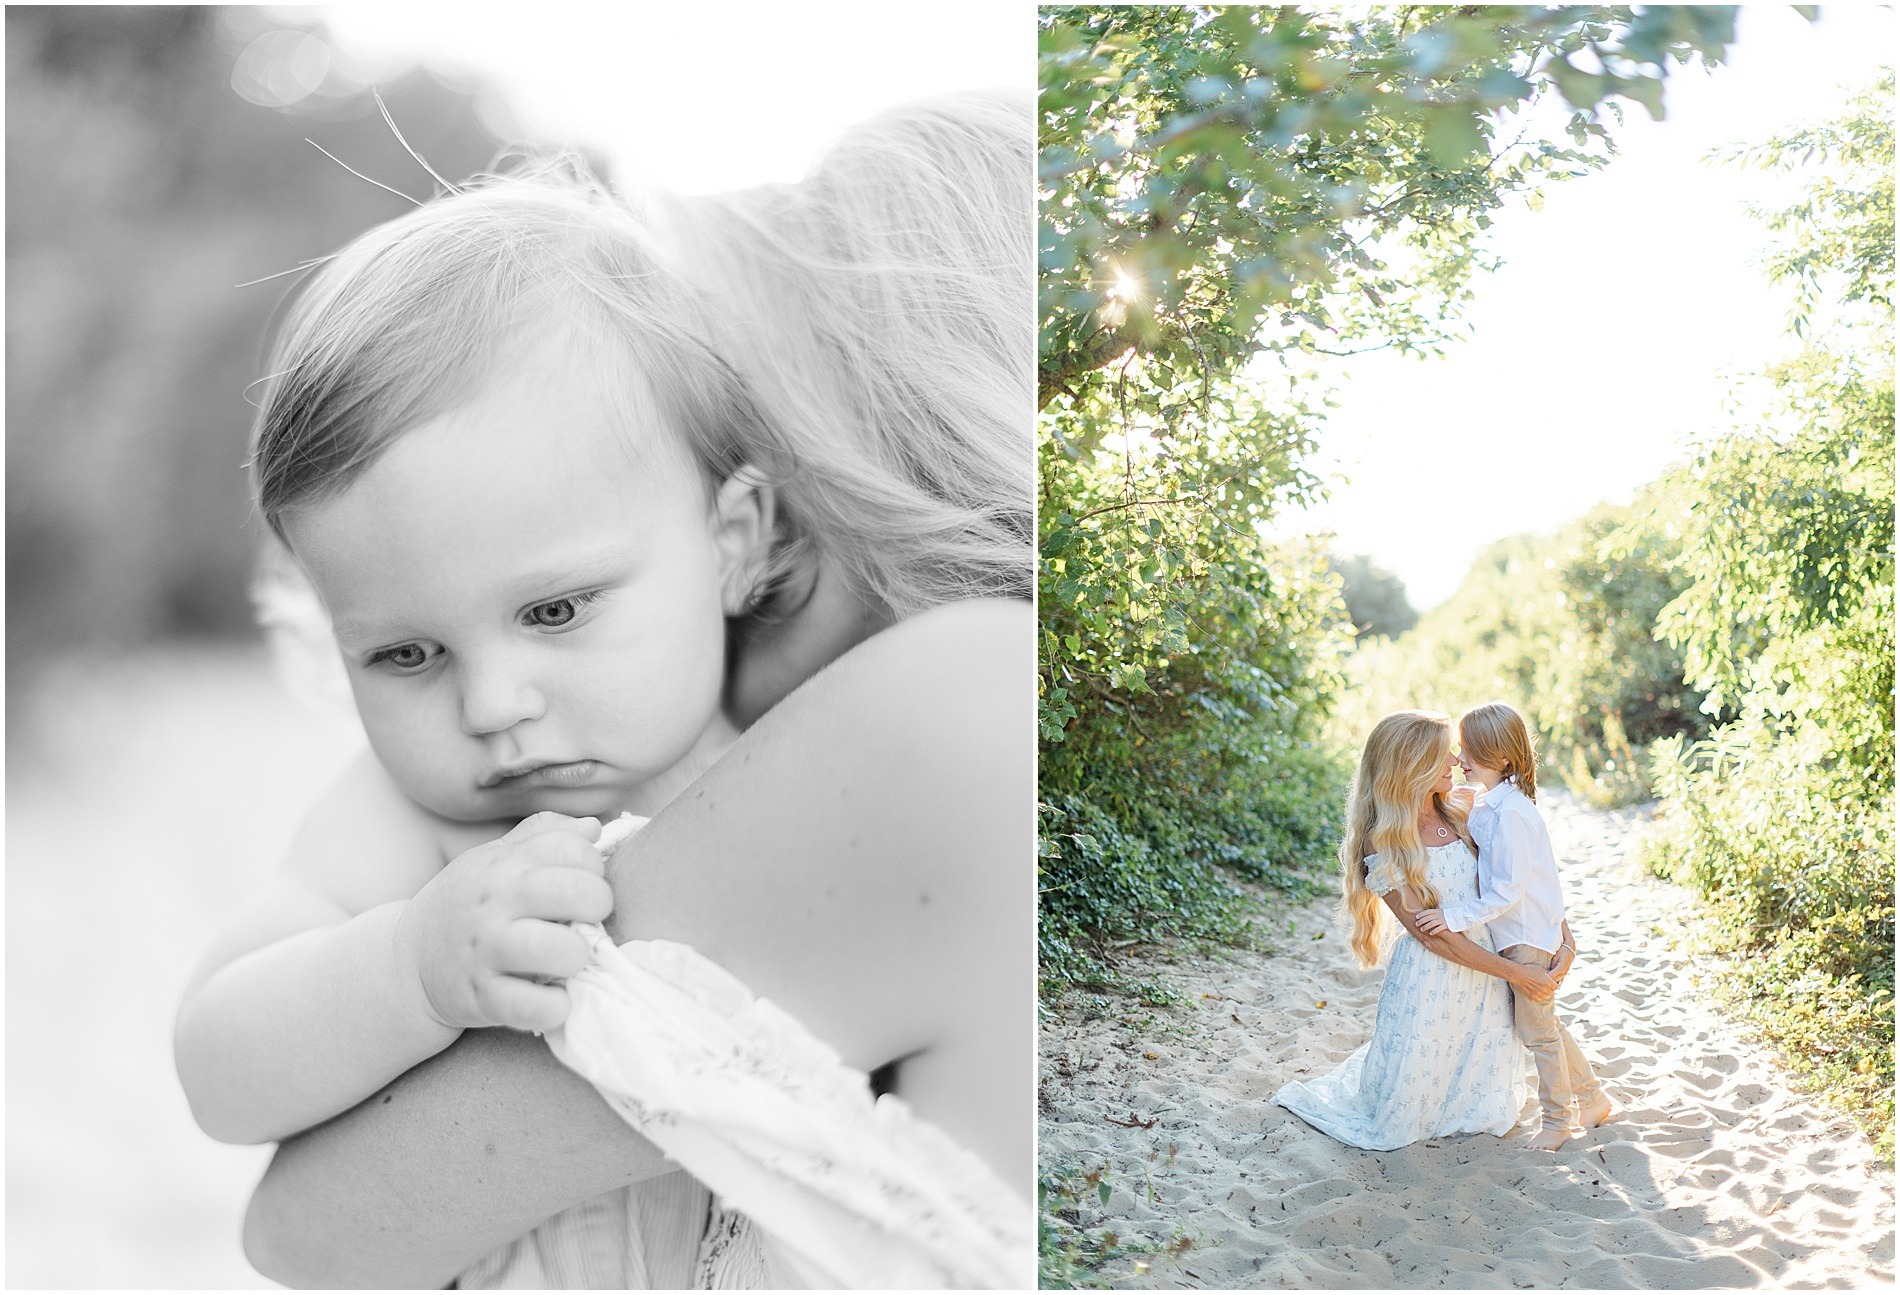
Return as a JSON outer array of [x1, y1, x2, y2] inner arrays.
[[1642, 731, 1894, 1160], [1036, 392, 1351, 991], [1633, 74, 1893, 1157], [1038, 739, 1344, 994], [1038, 1162, 1190, 1288], [1343, 497, 1710, 806]]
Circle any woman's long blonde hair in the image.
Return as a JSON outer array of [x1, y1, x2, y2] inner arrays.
[[1459, 701, 1539, 802], [1339, 710, 1473, 968], [659, 90, 1033, 617]]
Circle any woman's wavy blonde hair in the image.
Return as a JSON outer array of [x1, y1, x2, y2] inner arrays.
[[1339, 709, 1474, 967], [250, 91, 1032, 629], [659, 90, 1033, 617], [1459, 701, 1539, 802]]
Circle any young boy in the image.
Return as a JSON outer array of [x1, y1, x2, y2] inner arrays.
[[1418, 701, 1614, 1151]]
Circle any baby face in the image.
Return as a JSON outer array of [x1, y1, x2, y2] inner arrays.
[[285, 350, 740, 824]]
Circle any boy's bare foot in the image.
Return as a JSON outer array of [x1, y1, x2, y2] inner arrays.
[[1578, 1095, 1616, 1128], [1527, 1125, 1572, 1151]]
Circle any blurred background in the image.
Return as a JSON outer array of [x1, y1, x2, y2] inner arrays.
[[5, 5, 1028, 1285]]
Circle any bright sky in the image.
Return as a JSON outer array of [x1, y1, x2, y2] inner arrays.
[[319, 2, 1034, 192], [1276, 5, 1895, 610]]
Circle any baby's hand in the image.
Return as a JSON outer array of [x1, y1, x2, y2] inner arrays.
[[1414, 907, 1451, 936], [396, 812, 615, 1033]]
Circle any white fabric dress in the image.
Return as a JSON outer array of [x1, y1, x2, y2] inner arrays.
[[459, 816, 1035, 1290], [1273, 841, 1528, 1151]]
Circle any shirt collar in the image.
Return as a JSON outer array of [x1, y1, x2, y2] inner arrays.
[[1479, 777, 1519, 806]]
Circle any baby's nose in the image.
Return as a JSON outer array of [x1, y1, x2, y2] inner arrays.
[[457, 657, 547, 736]]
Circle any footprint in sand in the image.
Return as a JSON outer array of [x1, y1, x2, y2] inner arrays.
[[1039, 789, 1893, 1289]]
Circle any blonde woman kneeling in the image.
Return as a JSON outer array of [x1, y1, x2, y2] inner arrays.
[[1273, 710, 1554, 1151]]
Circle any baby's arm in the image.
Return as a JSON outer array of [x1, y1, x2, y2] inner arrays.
[[174, 751, 611, 1145]]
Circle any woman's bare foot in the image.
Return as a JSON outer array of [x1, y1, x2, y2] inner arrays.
[[1527, 1124, 1572, 1151], [1578, 1094, 1616, 1128]]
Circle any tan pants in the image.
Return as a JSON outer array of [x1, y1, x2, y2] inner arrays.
[[1502, 944, 1603, 1130]]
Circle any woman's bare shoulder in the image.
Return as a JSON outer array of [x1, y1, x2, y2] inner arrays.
[[794, 597, 1031, 701], [736, 597, 1033, 801], [865, 595, 1032, 645], [782, 595, 1028, 850], [618, 596, 1033, 957]]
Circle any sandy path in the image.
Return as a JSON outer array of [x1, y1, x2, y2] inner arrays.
[[1039, 792, 1894, 1288]]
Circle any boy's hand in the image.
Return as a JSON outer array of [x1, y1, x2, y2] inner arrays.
[[1447, 785, 1477, 812], [1414, 907, 1451, 936], [1548, 945, 1577, 987], [395, 812, 614, 1033]]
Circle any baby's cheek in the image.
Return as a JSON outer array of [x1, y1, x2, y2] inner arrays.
[[610, 618, 725, 741], [360, 698, 463, 801]]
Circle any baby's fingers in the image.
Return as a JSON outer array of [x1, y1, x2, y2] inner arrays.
[[516, 866, 615, 923], [521, 829, 607, 877], [505, 811, 602, 846], [493, 918, 593, 981], [477, 974, 571, 1034]]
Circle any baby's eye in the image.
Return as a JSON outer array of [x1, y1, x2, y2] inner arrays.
[[523, 590, 603, 630], [368, 642, 439, 671]]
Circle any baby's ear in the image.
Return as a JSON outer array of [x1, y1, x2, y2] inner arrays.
[[710, 465, 777, 617]]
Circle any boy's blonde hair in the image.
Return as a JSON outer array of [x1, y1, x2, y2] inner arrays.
[[1459, 701, 1540, 802], [251, 91, 1032, 624], [1339, 710, 1473, 968]]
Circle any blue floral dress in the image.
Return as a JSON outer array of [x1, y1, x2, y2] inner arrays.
[[1274, 841, 1527, 1150]]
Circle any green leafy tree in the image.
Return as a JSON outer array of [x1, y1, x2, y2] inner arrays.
[[1040, 5, 1741, 413], [1331, 552, 1418, 639], [1638, 73, 1896, 781]]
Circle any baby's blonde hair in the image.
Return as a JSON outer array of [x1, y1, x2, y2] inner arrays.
[[1459, 701, 1539, 802], [1339, 710, 1472, 967], [251, 91, 1032, 623]]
